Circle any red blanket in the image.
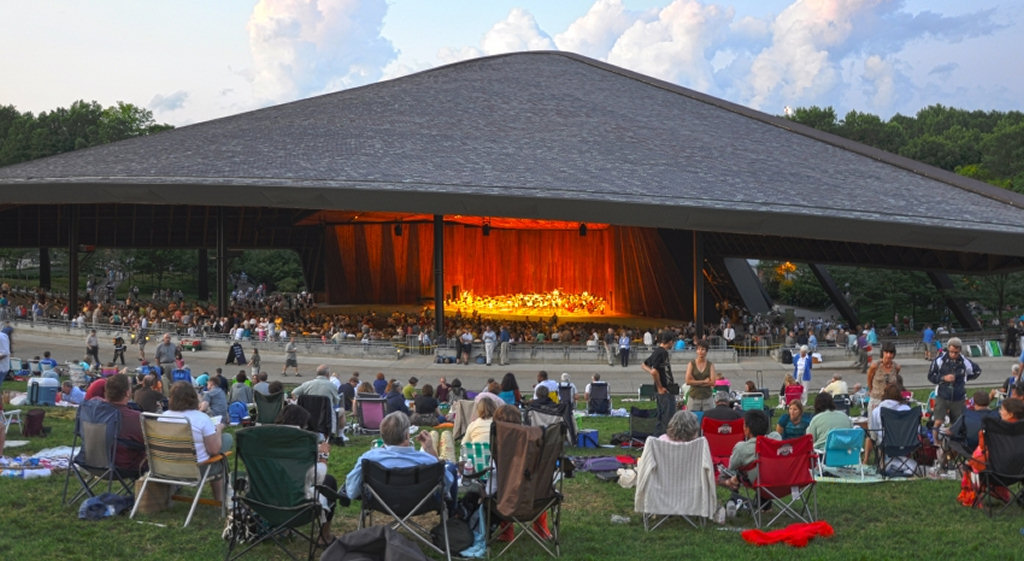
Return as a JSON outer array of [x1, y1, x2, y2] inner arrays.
[[741, 521, 834, 547]]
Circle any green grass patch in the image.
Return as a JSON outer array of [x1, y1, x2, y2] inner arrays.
[[2, 390, 1021, 559]]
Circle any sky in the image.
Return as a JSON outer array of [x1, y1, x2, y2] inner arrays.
[[1, 0, 1021, 127]]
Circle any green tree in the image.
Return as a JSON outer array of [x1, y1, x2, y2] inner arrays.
[[786, 106, 839, 134]]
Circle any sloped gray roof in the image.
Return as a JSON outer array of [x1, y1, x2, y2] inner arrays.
[[1, 50, 1023, 261]]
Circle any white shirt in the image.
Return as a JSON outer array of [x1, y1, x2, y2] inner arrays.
[[159, 409, 217, 463]]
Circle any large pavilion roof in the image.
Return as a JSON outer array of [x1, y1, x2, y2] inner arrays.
[[1, 51, 1022, 272]]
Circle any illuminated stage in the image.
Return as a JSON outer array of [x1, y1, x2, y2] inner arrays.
[[314, 213, 695, 322]]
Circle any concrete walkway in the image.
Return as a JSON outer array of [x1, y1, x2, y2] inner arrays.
[[4, 322, 1015, 397]]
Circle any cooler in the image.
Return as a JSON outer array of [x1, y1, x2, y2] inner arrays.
[[577, 429, 599, 448], [27, 377, 59, 406]]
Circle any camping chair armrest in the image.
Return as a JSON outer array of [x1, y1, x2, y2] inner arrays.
[[461, 466, 493, 481], [315, 484, 350, 508], [200, 451, 232, 466]]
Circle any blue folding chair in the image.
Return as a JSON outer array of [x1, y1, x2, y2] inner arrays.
[[815, 427, 865, 479]]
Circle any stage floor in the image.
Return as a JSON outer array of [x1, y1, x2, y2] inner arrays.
[[314, 303, 682, 329]]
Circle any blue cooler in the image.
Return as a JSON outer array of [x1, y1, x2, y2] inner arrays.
[[28, 377, 59, 406], [577, 429, 599, 448]]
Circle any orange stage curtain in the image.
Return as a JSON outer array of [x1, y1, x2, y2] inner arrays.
[[323, 223, 691, 320]]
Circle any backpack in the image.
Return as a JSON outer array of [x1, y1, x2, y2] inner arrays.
[[228, 401, 250, 426], [431, 517, 473, 553]]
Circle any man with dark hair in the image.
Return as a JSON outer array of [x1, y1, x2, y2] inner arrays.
[[642, 331, 677, 436], [133, 374, 165, 413], [947, 391, 997, 452], [104, 374, 146, 472], [719, 409, 781, 517], [343, 411, 453, 499]]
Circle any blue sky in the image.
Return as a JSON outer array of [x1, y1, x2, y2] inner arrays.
[[1, 0, 1019, 126]]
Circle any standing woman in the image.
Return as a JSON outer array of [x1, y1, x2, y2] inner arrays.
[[618, 330, 631, 368], [867, 342, 902, 417], [793, 345, 813, 397], [684, 339, 718, 412]]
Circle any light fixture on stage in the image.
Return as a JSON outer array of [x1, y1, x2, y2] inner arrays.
[[578, 223, 587, 237], [482, 218, 491, 236], [394, 222, 403, 236]]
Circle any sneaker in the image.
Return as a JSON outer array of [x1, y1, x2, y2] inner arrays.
[[725, 500, 738, 518]]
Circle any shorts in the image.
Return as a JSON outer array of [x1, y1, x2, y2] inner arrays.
[[285, 358, 298, 367], [687, 396, 714, 412], [931, 397, 964, 426]]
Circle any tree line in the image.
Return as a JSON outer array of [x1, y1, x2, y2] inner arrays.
[[0, 100, 172, 166], [786, 104, 1024, 193]]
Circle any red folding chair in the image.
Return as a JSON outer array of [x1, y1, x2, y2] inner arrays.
[[742, 434, 818, 527], [701, 416, 744, 476]]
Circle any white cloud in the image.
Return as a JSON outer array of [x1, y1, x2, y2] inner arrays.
[[149, 90, 189, 113], [554, 0, 638, 59], [480, 8, 556, 55], [246, 0, 397, 104]]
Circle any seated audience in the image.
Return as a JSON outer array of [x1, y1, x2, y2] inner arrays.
[[344, 411, 453, 500], [703, 391, 742, 421], [776, 400, 811, 439], [384, 379, 409, 416], [60, 380, 87, 405], [411, 384, 445, 426], [659, 410, 700, 443], [806, 392, 853, 449], [463, 398, 498, 445], [947, 391, 997, 452], [104, 374, 147, 473], [199, 374, 229, 419], [229, 371, 255, 405], [159, 381, 233, 502]]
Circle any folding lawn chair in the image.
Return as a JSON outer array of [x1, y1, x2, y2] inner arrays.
[[527, 401, 577, 447], [878, 406, 923, 477], [740, 392, 765, 412], [741, 434, 818, 528], [831, 394, 852, 416], [2, 408, 21, 435], [253, 391, 284, 425], [702, 416, 745, 475], [970, 416, 1024, 516], [628, 407, 658, 447], [815, 427, 865, 479], [358, 460, 452, 561], [226, 425, 347, 561], [487, 420, 566, 558], [634, 436, 717, 530], [353, 396, 387, 436], [296, 394, 335, 439], [557, 384, 574, 409], [61, 399, 142, 505], [586, 382, 611, 415], [130, 412, 231, 528]]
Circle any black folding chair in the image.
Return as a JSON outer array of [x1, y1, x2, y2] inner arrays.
[[878, 406, 923, 477], [587, 382, 611, 415], [61, 399, 142, 505], [971, 416, 1024, 516], [628, 407, 658, 447], [358, 460, 451, 561]]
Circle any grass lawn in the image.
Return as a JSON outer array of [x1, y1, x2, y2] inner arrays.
[[2, 387, 1022, 560]]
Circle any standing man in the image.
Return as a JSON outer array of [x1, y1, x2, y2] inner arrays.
[[722, 322, 736, 348], [926, 337, 981, 442], [793, 345, 813, 397], [112, 334, 126, 366], [85, 329, 101, 369], [282, 336, 299, 376], [498, 325, 511, 366], [603, 328, 616, 366], [618, 331, 631, 368], [137, 316, 149, 361], [482, 325, 497, 367], [154, 333, 177, 386], [922, 323, 935, 360], [641, 332, 677, 437]]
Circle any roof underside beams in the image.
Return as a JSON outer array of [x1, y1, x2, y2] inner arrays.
[[0, 203, 1018, 275]]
